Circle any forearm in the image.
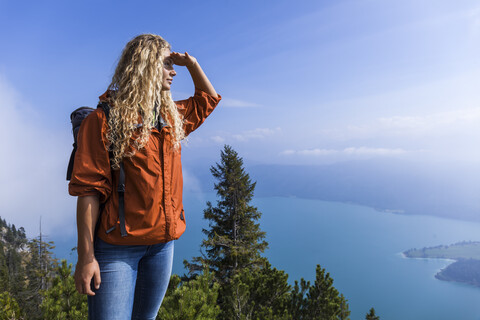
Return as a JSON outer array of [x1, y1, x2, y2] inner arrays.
[[187, 61, 218, 98], [76, 195, 100, 261]]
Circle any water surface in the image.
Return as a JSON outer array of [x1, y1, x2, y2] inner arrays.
[[56, 193, 480, 320]]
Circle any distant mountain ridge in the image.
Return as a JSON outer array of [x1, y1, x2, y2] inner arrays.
[[186, 158, 480, 222]]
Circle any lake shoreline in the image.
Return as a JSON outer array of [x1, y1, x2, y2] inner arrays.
[[403, 242, 480, 289]]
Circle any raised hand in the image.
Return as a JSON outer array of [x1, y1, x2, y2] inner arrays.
[[170, 51, 197, 68]]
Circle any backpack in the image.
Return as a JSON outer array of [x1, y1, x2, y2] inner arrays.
[[66, 102, 168, 237], [66, 102, 112, 181], [66, 103, 128, 237]]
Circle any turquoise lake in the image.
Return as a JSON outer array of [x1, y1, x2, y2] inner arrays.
[[56, 193, 480, 319]]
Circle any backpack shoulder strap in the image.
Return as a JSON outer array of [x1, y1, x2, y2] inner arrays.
[[97, 101, 111, 121], [97, 102, 127, 237]]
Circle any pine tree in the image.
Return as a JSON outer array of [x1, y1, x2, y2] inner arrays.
[[21, 238, 57, 319], [288, 265, 350, 320], [189, 145, 268, 281], [0, 291, 23, 320], [0, 218, 29, 317], [221, 261, 291, 320], [338, 294, 351, 320], [289, 278, 310, 320], [365, 307, 380, 320], [40, 260, 88, 320], [305, 265, 350, 320], [188, 145, 286, 320], [0, 217, 61, 319], [0, 242, 7, 295], [157, 268, 221, 320]]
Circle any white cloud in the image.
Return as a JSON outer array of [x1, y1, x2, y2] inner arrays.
[[182, 168, 204, 194], [280, 149, 296, 155], [210, 135, 225, 143], [0, 75, 75, 238], [298, 149, 338, 156], [233, 127, 280, 142], [221, 98, 261, 108], [343, 147, 407, 155]]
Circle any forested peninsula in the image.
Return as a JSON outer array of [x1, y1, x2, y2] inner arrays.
[[404, 241, 480, 288]]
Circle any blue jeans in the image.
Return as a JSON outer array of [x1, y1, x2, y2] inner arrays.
[[88, 238, 174, 320]]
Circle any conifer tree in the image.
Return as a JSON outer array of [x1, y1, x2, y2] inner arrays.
[[288, 265, 350, 320], [365, 307, 380, 320], [21, 238, 57, 319], [40, 260, 88, 319], [0, 218, 29, 317], [221, 261, 291, 320], [0, 291, 23, 320], [305, 265, 350, 320], [190, 145, 268, 281], [338, 294, 351, 320], [289, 278, 310, 320], [0, 218, 59, 319], [0, 242, 7, 295], [157, 268, 221, 320]]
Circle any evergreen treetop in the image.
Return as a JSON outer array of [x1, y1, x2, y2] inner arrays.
[[190, 145, 268, 281], [366, 307, 380, 320]]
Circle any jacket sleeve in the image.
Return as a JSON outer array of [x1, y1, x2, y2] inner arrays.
[[68, 109, 112, 203], [176, 89, 221, 136]]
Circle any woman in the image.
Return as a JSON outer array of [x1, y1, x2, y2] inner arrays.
[[69, 34, 221, 319]]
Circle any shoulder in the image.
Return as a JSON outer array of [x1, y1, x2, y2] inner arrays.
[[86, 107, 108, 123], [78, 107, 109, 138]]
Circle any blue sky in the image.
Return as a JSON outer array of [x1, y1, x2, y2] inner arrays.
[[1, 0, 480, 236]]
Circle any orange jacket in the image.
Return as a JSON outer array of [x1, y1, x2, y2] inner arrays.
[[69, 89, 221, 245]]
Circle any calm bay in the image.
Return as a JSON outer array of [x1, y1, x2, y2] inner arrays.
[[55, 192, 480, 319]]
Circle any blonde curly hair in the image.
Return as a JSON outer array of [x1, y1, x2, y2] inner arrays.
[[106, 34, 185, 169]]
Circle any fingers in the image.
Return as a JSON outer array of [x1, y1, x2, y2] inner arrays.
[[74, 263, 99, 296], [170, 51, 196, 68], [169, 52, 182, 65], [94, 269, 102, 290], [170, 52, 188, 59], [84, 279, 96, 296], [75, 276, 95, 295]]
